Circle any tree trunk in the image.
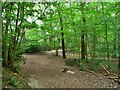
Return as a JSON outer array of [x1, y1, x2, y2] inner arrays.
[[112, 39, 117, 58], [57, 10, 66, 59], [92, 26, 96, 59], [81, 17, 86, 60], [10, 2, 20, 66], [2, 22, 9, 66], [80, 3, 86, 60], [2, 3, 12, 66]]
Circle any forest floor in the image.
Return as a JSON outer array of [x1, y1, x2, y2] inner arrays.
[[20, 52, 118, 88]]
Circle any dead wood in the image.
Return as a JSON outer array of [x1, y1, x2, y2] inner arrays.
[[101, 65, 110, 74], [85, 69, 100, 77]]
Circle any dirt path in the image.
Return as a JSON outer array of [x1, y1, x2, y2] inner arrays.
[[21, 52, 118, 88]]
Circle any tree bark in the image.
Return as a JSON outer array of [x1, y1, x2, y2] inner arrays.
[[2, 3, 13, 66], [81, 17, 86, 60], [10, 2, 20, 66], [80, 3, 86, 60], [57, 9, 66, 59], [2, 17, 9, 66]]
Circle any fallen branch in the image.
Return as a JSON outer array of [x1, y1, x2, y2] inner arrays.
[[109, 76, 118, 79], [101, 65, 110, 74], [100, 65, 118, 77], [85, 69, 100, 77], [108, 73, 118, 77], [109, 76, 119, 83]]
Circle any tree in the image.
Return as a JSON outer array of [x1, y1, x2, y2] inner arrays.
[[80, 2, 86, 60], [2, 2, 13, 66], [57, 3, 66, 59], [2, 2, 27, 67]]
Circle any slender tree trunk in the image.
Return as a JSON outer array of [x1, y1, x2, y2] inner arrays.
[[85, 32, 88, 58], [80, 3, 86, 60], [2, 18, 9, 66], [112, 39, 117, 58], [49, 21, 52, 50], [92, 26, 96, 59], [2, 3, 12, 66], [79, 3, 86, 69], [58, 10, 66, 59], [81, 17, 86, 60], [61, 32, 66, 58], [10, 2, 20, 66], [20, 3, 25, 44], [49, 35, 52, 50]]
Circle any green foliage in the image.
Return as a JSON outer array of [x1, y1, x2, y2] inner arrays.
[[12, 62, 21, 73], [100, 60, 118, 72], [26, 28, 41, 41], [3, 68, 30, 88], [17, 45, 27, 55], [87, 59, 118, 72], [25, 44, 41, 53], [92, 59, 104, 72], [9, 77, 23, 88], [111, 50, 119, 58], [79, 62, 85, 71], [2, 2, 119, 74], [86, 59, 103, 72]]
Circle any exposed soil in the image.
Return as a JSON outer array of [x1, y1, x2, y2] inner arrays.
[[20, 52, 118, 88]]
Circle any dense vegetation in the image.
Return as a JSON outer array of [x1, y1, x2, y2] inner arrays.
[[1, 1, 120, 88]]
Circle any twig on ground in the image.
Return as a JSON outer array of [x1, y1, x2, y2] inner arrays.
[[85, 69, 100, 77]]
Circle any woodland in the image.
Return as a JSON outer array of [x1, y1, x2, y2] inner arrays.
[[1, 1, 120, 88]]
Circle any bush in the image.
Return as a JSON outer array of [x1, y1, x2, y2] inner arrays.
[[87, 59, 118, 72], [100, 60, 118, 72], [79, 62, 85, 71], [9, 77, 23, 88], [25, 45, 41, 53], [12, 62, 21, 73]]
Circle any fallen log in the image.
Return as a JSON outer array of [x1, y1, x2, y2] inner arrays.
[[85, 69, 100, 77], [106, 73, 118, 77]]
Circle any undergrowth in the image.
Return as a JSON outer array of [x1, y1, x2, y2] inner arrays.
[[65, 58, 118, 73], [2, 68, 30, 88], [85, 59, 118, 73], [9, 77, 23, 88]]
